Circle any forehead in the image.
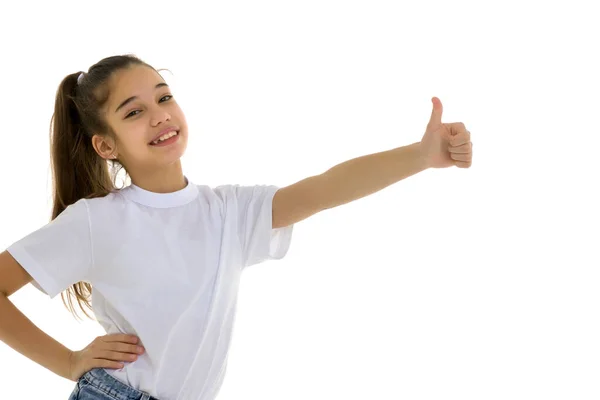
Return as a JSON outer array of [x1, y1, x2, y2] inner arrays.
[[110, 65, 163, 96]]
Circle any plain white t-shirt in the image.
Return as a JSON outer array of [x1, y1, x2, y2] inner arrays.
[[7, 176, 294, 400]]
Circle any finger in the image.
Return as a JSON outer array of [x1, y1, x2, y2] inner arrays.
[[449, 122, 467, 132], [454, 160, 472, 168], [450, 152, 472, 162], [98, 349, 139, 362], [449, 129, 470, 147], [448, 142, 472, 153], [109, 342, 144, 355], [428, 97, 443, 127], [104, 334, 139, 344], [96, 360, 125, 369]]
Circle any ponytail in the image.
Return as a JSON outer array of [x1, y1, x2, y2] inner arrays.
[[50, 72, 115, 219]]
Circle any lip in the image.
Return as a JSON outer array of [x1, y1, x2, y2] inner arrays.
[[149, 126, 179, 144]]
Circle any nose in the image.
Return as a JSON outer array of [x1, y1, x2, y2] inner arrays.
[[150, 105, 171, 126]]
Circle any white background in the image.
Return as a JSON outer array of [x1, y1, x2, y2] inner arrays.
[[1, 0, 599, 399]]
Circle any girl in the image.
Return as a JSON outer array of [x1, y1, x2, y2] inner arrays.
[[0, 54, 472, 400]]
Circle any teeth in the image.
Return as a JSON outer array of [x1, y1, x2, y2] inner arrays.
[[151, 130, 178, 144]]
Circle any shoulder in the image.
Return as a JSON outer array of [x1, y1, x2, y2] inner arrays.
[[77, 190, 130, 227], [211, 184, 278, 200], [83, 189, 127, 209], [210, 184, 280, 219]]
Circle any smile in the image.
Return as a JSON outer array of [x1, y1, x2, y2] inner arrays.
[[149, 131, 180, 147]]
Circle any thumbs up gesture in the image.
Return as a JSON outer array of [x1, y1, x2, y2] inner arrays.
[[420, 97, 473, 169]]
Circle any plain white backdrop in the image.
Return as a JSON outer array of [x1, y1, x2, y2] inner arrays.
[[1, 0, 599, 399]]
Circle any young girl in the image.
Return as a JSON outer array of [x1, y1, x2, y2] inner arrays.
[[0, 54, 472, 400]]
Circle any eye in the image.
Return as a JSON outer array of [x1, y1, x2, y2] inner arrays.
[[125, 95, 174, 119]]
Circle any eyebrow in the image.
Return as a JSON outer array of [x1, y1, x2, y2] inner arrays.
[[115, 82, 170, 114]]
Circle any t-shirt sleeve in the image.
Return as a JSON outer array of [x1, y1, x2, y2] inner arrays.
[[6, 198, 93, 299], [227, 184, 294, 269]]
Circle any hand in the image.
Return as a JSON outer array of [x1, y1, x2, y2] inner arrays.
[[68, 334, 145, 382], [419, 97, 473, 169]]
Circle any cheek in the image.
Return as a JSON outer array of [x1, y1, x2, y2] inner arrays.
[[119, 131, 149, 153]]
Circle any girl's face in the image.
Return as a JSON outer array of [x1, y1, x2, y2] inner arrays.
[[94, 65, 188, 171]]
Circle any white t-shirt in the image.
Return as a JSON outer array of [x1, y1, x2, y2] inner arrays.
[[7, 176, 294, 400]]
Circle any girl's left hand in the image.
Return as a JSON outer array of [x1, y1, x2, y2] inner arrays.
[[419, 97, 473, 169]]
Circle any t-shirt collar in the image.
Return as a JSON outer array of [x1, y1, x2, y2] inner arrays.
[[121, 175, 199, 208]]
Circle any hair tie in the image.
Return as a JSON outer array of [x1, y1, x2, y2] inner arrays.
[[77, 72, 85, 85]]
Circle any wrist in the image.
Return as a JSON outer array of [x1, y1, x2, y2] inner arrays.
[[415, 141, 432, 170]]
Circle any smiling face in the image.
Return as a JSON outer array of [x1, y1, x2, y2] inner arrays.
[[92, 65, 188, 174]]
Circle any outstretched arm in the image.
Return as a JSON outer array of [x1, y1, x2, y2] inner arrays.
[[272, 97, 473, 229], [271, 141, 429, 229]]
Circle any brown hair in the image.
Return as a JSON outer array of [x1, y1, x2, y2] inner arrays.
[[50, 54, 169, 321]]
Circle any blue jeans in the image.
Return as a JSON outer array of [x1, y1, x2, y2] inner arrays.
[[68, 368, 161, 400]]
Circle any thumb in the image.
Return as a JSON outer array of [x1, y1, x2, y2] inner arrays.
[[428, 97, 443, 127]]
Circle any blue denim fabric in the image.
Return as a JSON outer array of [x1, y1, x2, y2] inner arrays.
[[68, 368, 161, 400]]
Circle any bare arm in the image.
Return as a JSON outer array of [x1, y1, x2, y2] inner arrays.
[[0, 293, 73, 381], [0, 249, 73, 381], [272, 142, 429, 228]]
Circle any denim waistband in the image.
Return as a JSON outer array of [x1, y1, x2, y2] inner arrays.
[[80, 368, 161, 400]]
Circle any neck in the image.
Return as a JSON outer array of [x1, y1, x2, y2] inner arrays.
[[129, 160, 187, 193]]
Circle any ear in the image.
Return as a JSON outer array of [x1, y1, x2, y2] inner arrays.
[[92, 134, 118, 160]]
